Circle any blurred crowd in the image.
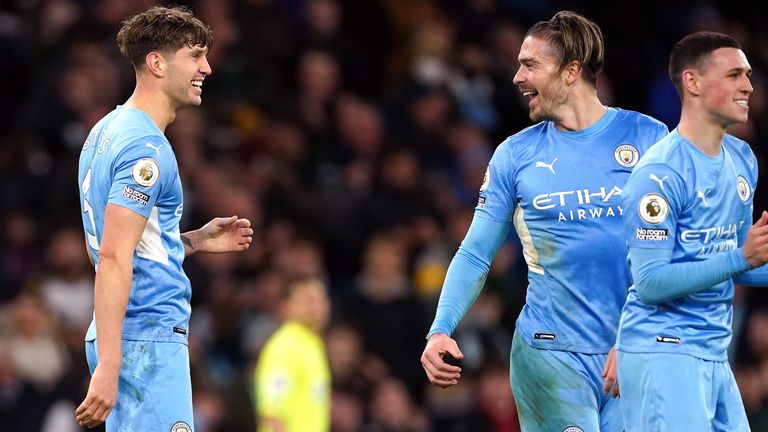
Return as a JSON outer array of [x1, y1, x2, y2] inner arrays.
[[3, 0, 768, 431]]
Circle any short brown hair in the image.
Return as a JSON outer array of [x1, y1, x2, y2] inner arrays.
[[117, 6, 213, 68], [526, 10, 605, 86], [668, 31, 742, 101]]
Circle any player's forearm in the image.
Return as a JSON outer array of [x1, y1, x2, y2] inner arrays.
[[181, 229, 201, 256], [427, 216, 509, 338], [733, 264, 768, 286], [630, 247, 749, 304], [93, 254, 132, 369], [428, 249, 489, 337]]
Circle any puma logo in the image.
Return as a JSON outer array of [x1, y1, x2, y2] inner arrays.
[[697, 190, 709, 207], [535, 158, 558, 175], [649, 173, 668, 190], [145, 142, 162, 156]]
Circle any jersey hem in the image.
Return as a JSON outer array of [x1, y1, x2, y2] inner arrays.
[[616, 344, 727, 362], [516, 327, 614, 354]]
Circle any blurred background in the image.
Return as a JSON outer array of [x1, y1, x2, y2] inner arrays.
[[2, 0, 768, 431]]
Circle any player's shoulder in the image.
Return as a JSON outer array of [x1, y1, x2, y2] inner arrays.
[[627, 135, 688, 192], [723, 133, 754, 157], [501, 122, 548, 146], [487, 123, 548, 172], [105, 107, 167, 145], [101, 109, 172, 160], [611, 107, 668, 131], [494, 122, 548, 158], [637, 131, 685, 164]]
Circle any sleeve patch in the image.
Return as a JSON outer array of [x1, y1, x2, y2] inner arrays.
[[122, 185, 150, 206], [479, 165, 490, 192], [131, 158, 160, 187], [636, 227, 668, 241], [638, 193, 669, 225]]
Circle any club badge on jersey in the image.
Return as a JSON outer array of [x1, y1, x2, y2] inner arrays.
[[614, 143, 639, 167]]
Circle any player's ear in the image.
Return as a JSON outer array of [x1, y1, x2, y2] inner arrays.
[[563, 60, 582, 85], [144, 51, 166, 77], [681, 69, 700, 96]]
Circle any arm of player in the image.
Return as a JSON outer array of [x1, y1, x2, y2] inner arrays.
[[733, 210, 768, 285], [75, 204, 147, 428], [421, 215, 510, 387], [630, 211, 768, 302], [734, 265, 768, 285], [629, 247, 749, 304], [181, 215, 253, 256]]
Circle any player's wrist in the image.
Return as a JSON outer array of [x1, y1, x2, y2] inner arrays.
[[96, 360, 122, 374], [426, 331, 449, 341], [181, 229, 202, 253]]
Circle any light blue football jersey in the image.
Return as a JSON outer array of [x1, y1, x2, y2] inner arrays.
[[617, 130, 757, 361], [78, 105, 190, 344], [479, 108, 668, 353]]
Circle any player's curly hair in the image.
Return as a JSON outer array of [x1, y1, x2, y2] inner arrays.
[[526, 10, 605, 86], [668, 31, 742, 101], [117, 6, 213, 68]]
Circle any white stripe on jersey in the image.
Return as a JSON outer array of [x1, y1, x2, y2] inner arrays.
[[137, 207, 169, 264], [514, 206, 544, 274]]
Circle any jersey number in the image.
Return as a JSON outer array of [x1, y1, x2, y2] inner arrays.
[[82, 169, 100, 251]]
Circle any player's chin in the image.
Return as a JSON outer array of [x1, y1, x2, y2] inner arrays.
[[739, 112, 749, 123], [528, 110, 543, 122], [727, 112, 749, 126], [185, 92, 203, 106], [176, 98, 202, 111]]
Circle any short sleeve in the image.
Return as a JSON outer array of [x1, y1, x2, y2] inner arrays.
[[107, 136, 176, 219]]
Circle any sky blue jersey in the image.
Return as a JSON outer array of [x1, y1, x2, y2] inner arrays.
[[467, 108, 668, 353], [617, 130, 757, 361], [78, 106, 190, 344]]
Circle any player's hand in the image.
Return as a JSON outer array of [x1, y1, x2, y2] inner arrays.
[[421, 333, 464, 388], [75, 365, 119, 428], [742, 211, 768, 268], [601, 345, 620, 398], [198, 215, 253, 253]]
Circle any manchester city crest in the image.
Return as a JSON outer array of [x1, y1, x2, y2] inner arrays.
[[737, 176, 750, 202], [614, 144, 639, 167], [170, 421, 191, 432]]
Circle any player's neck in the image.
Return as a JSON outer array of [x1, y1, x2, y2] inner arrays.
[[677, 108, 727, 157], [553, 91, 606, 132], [124, 85, 176, 133]]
